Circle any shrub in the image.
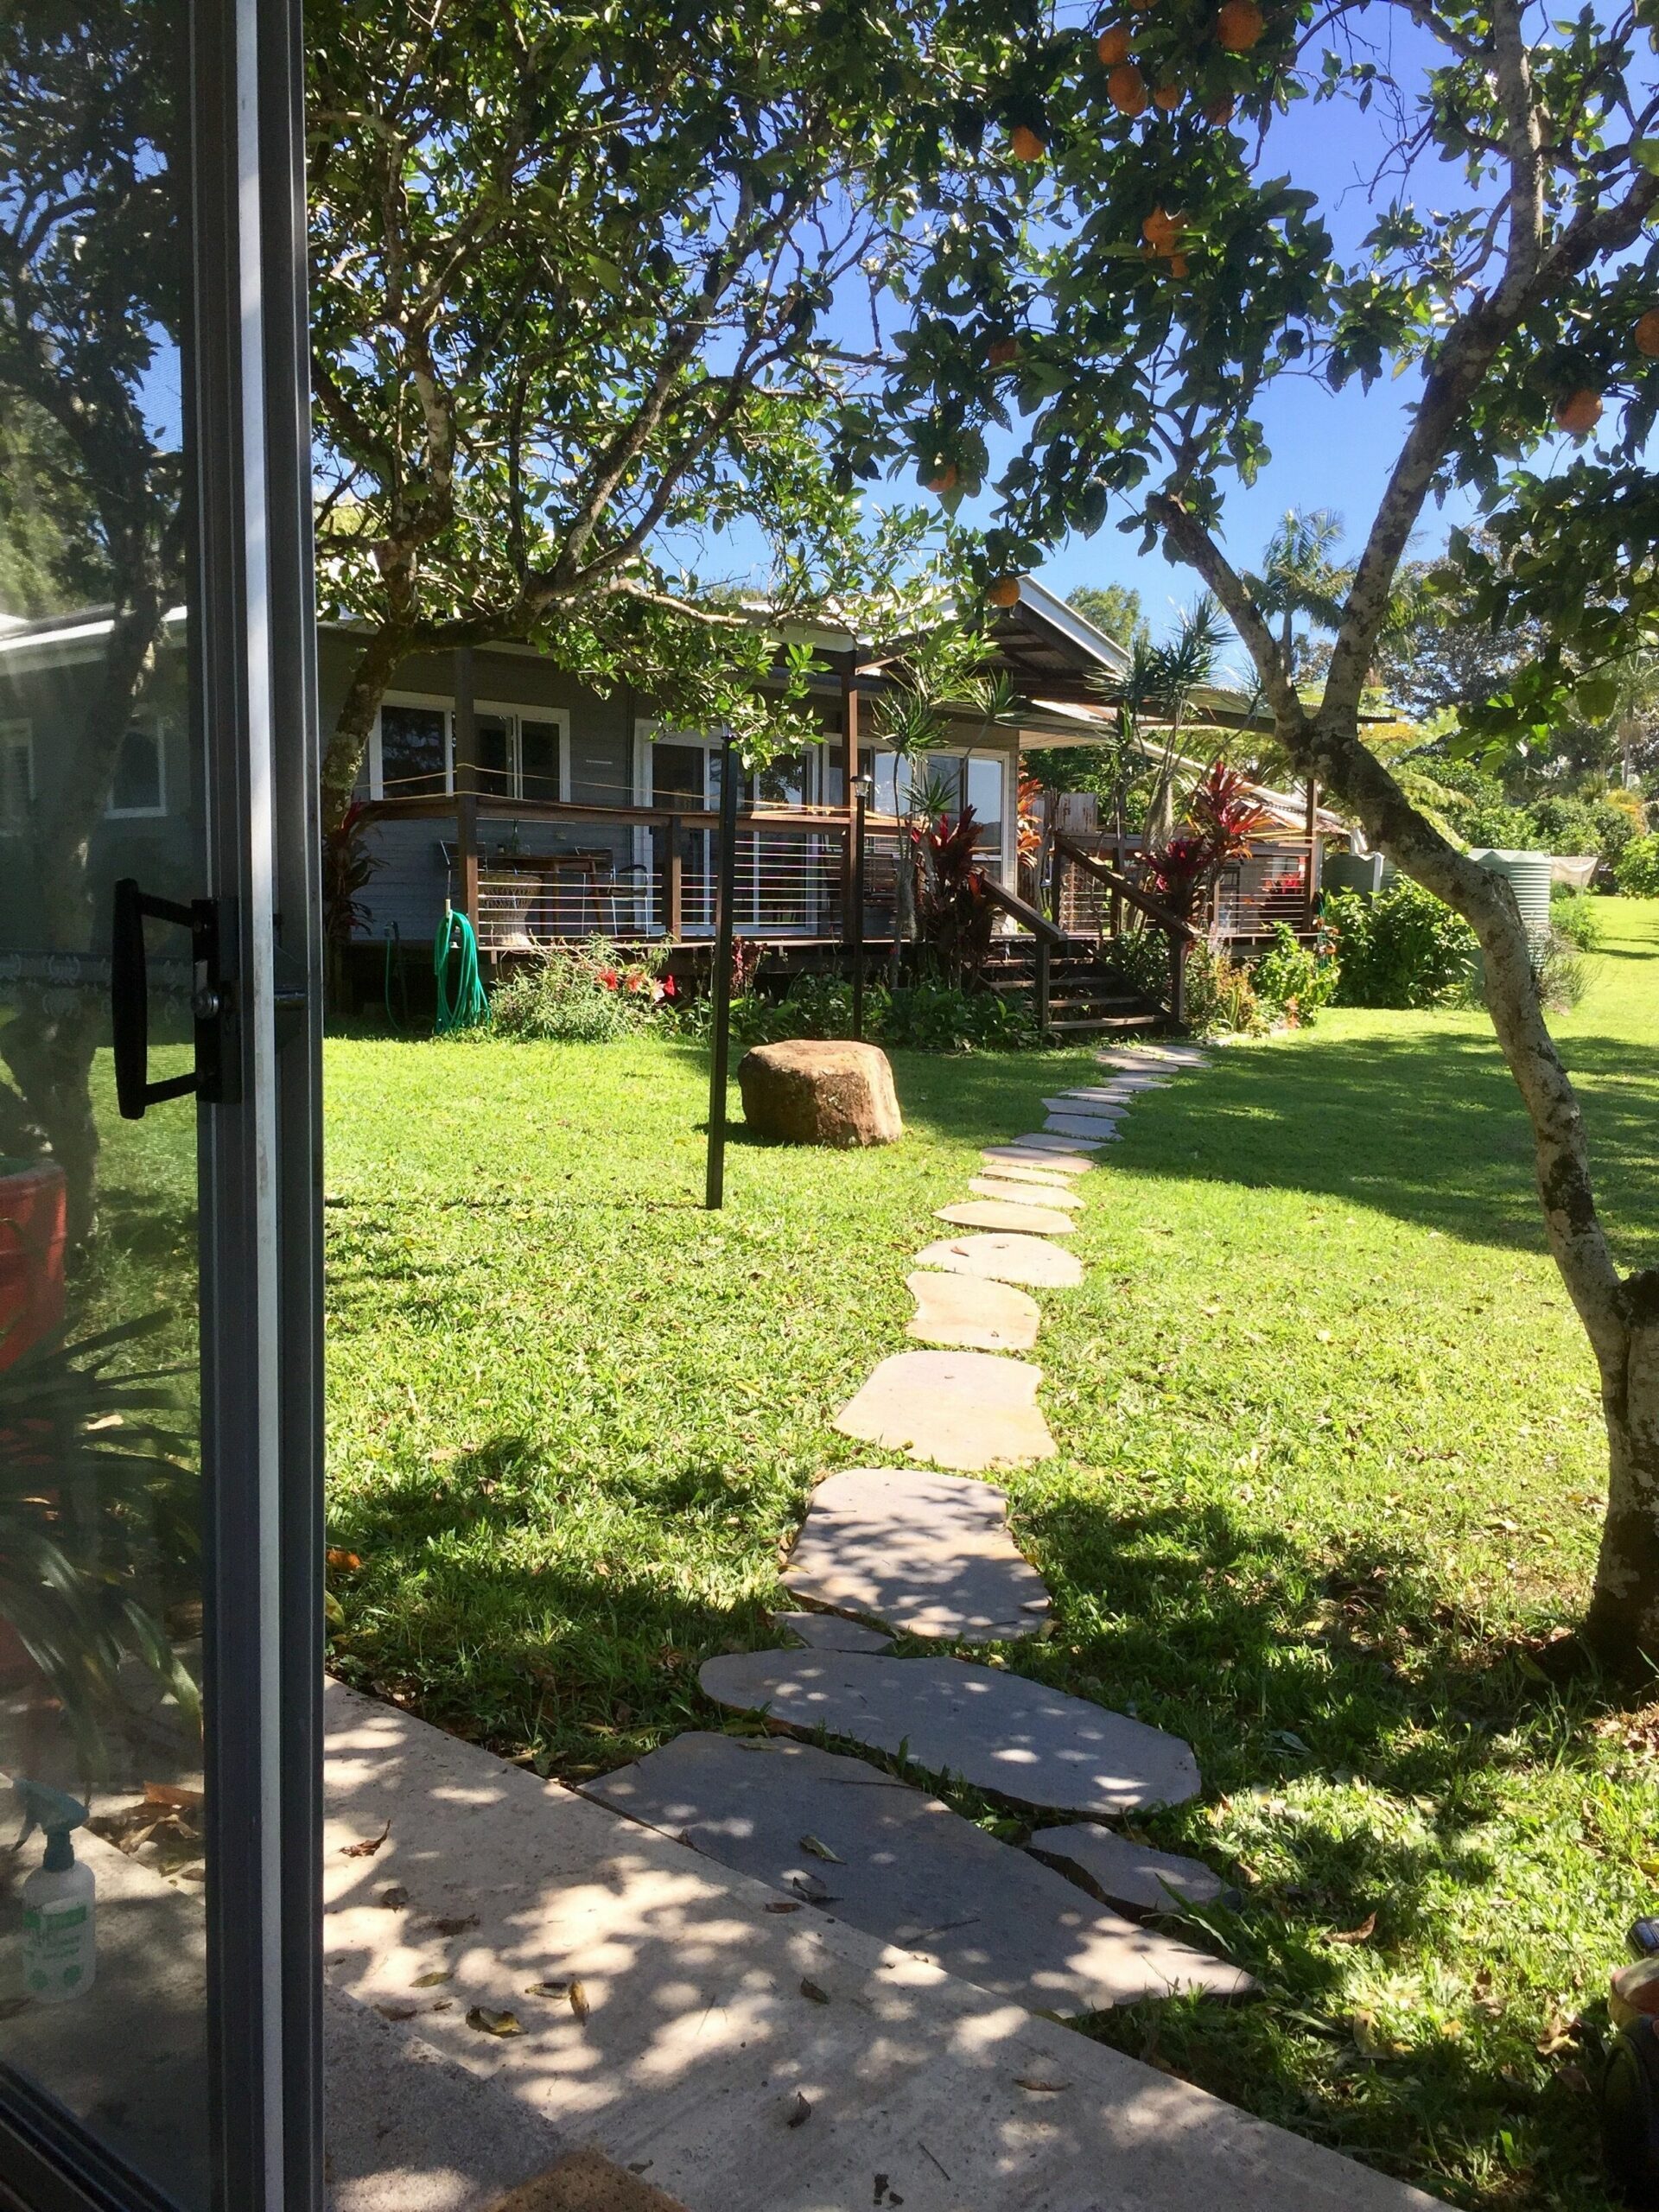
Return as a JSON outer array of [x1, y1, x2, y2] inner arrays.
[[1615, 833, 1659, 897], [1183, 941, 1265, 1035], [689, 972, 1043, 1054], [1249, 921, 1340, 1027], [1532, 928, 1587, 1014], [1324, 880, 1478, 1008], [1095, 924, 1173, 1001], [491, 937, 671, 1041], [1549, 887, 1605, 951]]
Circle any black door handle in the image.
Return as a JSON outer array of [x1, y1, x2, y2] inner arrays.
[[111, 879, 232, 1120]]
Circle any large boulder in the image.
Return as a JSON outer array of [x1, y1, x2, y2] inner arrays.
[[737, 1039, 902, 1147]]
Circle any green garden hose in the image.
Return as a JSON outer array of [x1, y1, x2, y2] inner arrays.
[[434, 907, 488, 1033]]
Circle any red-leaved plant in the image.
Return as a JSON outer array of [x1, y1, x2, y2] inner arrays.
[[914, 806, 995, 981], [1142, 760, 1274, 925]]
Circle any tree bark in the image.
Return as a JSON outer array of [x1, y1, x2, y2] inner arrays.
[[320, 623, 412, 834]]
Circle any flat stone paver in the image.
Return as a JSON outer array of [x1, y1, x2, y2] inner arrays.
[[1043, 1096, 1125, 1117], [906, 1269, 1041, 1352], [772, 1610, 894, 1654], [977, 1154, 1086, 1186], [1044, 1116, 1125, 1143], [697, 1649, 1204, 1815], [1059, 1087, 1157, 1107], [1008, 1130, 1106, 1154], [583, 1735, 1252, 2013], [1131, 1046, 1212, 1066], [935, 1199, 1076, 1236], [1029, 1823, 1231, 1916], [782, 1465, 1051, 1640], [325, 1681, 1450, 2212], [834, 1351, 1055, 1471], [969, 1176, 1085, 1211], [913, 1232, 1084, 1290]]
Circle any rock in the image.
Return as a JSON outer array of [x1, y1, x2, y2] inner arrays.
[[935, 1200, 1076, 1236], [913, 1233, 1084, 1289], [906, 1269, 1041, 1352], [1043, 1116, 1124, 1143], [977, 1154, 1087, 1186], [583, 1735, 1251, 2013], [771, 1610, 894, 1654], [834, 1351, 1055, 1471], [697, 1649, 1203, 1815], [783, 1464, 1050, 1640], [736, 1039, 902, 1147], [968, 1176, 1084, 1211], [1028, 1823, 1233, 1916], [1010, 1130, 1106, 1154]]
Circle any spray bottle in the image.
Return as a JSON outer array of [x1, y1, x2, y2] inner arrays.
[[13, 1779, 95, 2003]]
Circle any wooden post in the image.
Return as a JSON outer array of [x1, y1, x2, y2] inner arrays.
[[1034, 935, 1051, 1038], [705, 738, 740, 1211], [1304, 777, 1319, 930], [1170, 932, 1188, 1031], [454, 646, 480, 928], [851, 790, 867, 1040], [665, 814, 683, 940], [840, 663, 860, 945]]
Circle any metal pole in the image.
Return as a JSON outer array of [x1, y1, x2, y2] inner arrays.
[[851, 790, 867, 1041], [705, 736, 741, 1210]]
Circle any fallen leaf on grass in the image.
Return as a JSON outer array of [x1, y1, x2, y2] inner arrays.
[[1014, 2075, 1069, 2093], [326, 1548, 363, 1572], [1324, 1912, 1377, 1946], [787, 2092, 812, 2128], [799, 1978, 830, 2005], [412, 1971, 452, 1988], [799, 1834, 843, 1864], [340, 1819, 391, 1859], [524, 1980, 568, 1999], [466, 2007, 523, 2037], [569, 1980, 590, 2022], [1536, 2012, 1578, 2057]]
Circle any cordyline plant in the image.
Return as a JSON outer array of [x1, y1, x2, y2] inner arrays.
[[914, 804, 997, 979], [874, 0, 1659, 1668], [1143, 760, 1274, 923]]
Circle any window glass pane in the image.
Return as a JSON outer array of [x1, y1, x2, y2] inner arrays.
[[752, 751, 809, 806], [910, 753, 964, 818], [380, 704, 447, 796], [107, 724, 164, 815], [519, 718, 561, 801], [967, 754, 1003, 845], [650, 741, 707, 811], [476, 713, 511, 796]]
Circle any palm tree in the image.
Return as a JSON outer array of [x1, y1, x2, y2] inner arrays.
[[1245, 509, 1351, 682]]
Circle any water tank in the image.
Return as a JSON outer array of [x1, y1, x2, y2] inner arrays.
[[1469, 849, 1554, 940]]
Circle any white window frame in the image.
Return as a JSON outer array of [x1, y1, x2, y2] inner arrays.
[[371, 692, 571, 804], [105, 715, 168, 820], [0, 719, 33, 836]]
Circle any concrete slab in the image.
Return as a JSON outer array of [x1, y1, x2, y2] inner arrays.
[[772, 1610, 895, 1653], [1043, 1116, 1125, 1143], [582, 1736, 1251, 2013], [1007, 1129, 1104, 1154], [322, 1681, 1446, 2212], [934, 1200, 1076, 1236], [976, 1155, 1085, 1187], [968, 1177, 1085, 1211], [697, 1649, 1202, 1815], [834, 1351, 1056, 1471], [906, 1269, 1041, 1353], [1028, 1824, 1231, 1916], [782, 1465, 1051, 1640], [913, 1233, 1084, 1289]]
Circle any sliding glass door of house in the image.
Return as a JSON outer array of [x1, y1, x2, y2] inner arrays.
[[634, 731, 834, 935], [0, 2, 321, 2209]]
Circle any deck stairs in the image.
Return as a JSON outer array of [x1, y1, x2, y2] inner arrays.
[[984, 936, 1168, 1038]]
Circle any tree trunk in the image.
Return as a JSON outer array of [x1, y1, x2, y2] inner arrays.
[[1584, 1282, 1659, 1658], [320, 625, 411, 834]]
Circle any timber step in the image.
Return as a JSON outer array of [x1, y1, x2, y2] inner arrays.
[[984, 947, 1170, 1037]]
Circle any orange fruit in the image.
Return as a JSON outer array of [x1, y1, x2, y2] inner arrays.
[[925, 463, 958, 493], [1216, 0, 1265, 48], [988, 335, 1020, 367], [1154, 80, 1184, 109], [1141, 205, 1182, 250], [1637, 308, 1659, 359], [1554, 389, 1603, 435], [1096, 22, 1132, 64], [1203, 91, 1236, 124], [988, 577, 1023, 608], [1108, 61, 1148, 114], [1010, 123, 1045, 162]]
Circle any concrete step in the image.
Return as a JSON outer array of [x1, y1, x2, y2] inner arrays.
[[322, 1679, 1447, 2212]]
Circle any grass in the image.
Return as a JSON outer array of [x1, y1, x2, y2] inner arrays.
[[313, 899, 1659, 2210]]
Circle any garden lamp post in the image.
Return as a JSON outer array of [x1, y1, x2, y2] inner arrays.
[[705, 735, 741, 1209]]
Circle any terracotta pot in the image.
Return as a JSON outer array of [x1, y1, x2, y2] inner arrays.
[[0, 1157, 67, 1370]]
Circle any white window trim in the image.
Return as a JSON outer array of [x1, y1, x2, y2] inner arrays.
[[105, 715, 168, 820], [372, 691, 571, 804], [0, 719, 34, 836]]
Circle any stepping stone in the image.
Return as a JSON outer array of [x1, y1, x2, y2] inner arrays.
[[935, 1199, 1076, 1236], [969, 1175, 1085, 1211], [1044, 1116, 1125, 1143], [1044, 1096, 1125, 1117], [1009, 1130, 1104, 1154], [772, 1609, 894, 1654], [697, 1649, 1204, 1815], [1098, 1047, 1208, 1071], [584, 1734, 1251, 2012], [1029, 1823, 1233, 1916], [914, 1232, 1084, 1290], [906, 1268, 1041, 1352], [782, 1465, 1051, 1639], [834, 1351, 1055, 1471], [978, 1153, 1088, 1185], [1059, 1087, 1145, 1107]]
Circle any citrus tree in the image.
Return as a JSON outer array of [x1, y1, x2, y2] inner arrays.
[[878, 0, 1659, 1663]]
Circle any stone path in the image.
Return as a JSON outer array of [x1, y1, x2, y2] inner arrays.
[[906, 1268, 1041, 1351], [583, 1734, 1253, 2011], [1029, 1822, 1234, 1916], [935, 1198, 1077, 1234], [833, 1350, 1056, 1471], [782, 1465, 1051, 1639], [968, 1174, 1086, 1209], [697, 1649, 1204, 1815], [912, 1231, 1084, 1287]]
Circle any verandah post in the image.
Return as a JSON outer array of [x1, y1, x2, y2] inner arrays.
[[454, 645, 480, 934], [665, 814, 683, 940], [705, 736, 741, 1210], [851, 787, 867, 1041]]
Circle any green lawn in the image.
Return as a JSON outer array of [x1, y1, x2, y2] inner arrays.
[[321, 900, 1659, 2212]]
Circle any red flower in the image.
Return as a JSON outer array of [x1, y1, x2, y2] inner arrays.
[[658, 974, 677, 1000], [597, 966, 620, 989]]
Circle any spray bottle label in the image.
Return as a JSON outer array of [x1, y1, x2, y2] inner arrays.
[[23, 1897, 95, 1995]]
